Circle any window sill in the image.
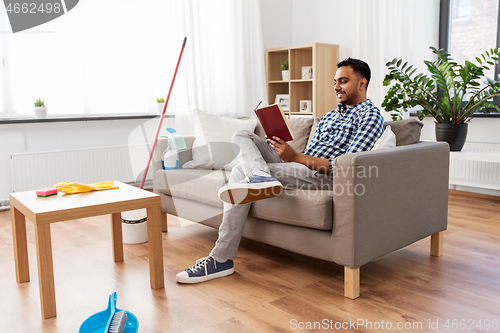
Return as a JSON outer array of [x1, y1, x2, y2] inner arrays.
[[409, 112, 500, 118], [0, 113, 175, 125]]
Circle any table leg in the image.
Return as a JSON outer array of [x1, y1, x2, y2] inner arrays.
[[11, 206, 30, 283], [111, 213, 124, 262], [147, 206, 164, 289], [34, 223, 57, 319], [161, 211, 168, 233]]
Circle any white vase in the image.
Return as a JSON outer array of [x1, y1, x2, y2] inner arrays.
[[281, 70, 289, 81], [34, 106, 47, 119], [157, 102, 165, 115]]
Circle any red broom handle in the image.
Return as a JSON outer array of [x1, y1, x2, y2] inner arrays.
[[140, 37, 187, 189]]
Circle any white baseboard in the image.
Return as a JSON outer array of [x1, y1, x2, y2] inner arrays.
[[449, 184, 500, 197]]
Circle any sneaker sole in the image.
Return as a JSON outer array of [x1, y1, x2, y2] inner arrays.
[[176, 267, 235, 284], [218, 181, 283, 205]]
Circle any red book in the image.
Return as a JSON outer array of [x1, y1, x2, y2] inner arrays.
[[254, 103, 294, 141]]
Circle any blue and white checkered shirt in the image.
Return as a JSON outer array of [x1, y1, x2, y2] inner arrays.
[[304, 99, 384, 172]]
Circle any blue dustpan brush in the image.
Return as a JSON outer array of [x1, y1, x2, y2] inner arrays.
[[79, 292, 139, 333]]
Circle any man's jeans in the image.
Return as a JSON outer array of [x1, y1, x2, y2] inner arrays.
[[211, 130, 332, 260]]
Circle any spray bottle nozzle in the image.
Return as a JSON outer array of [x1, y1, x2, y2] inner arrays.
[[165, 128, 176, 134]]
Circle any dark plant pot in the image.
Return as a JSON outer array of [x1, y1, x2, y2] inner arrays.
[[435, 123, 468, 151]]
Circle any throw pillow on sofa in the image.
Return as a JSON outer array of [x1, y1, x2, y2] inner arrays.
[[371, 125, 396, 150], [384, 119, 423, 146], [182, 109, 257, 170]]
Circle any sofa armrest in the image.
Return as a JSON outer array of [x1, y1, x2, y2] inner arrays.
[[153, 135, 196, 189], [330, 142, 449, 268]]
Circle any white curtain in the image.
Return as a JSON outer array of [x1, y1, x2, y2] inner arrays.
[[0, 0, 266, 128], [352, 0, 440, 119], [174, 0, 267, 134]]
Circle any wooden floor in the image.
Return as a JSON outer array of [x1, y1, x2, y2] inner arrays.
[[0, 191, 499, 332]]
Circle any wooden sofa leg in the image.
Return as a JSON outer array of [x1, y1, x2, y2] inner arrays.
[[161, 211, 168, 233], [344, 267, 360, 299], [430, 231, 443, 257]]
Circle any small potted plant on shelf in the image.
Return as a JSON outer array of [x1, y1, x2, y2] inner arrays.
[[382, 46, 500, 151], [157, 97, 165, 115], [34, 98, 47, 119], [281, 60, 289, 81]]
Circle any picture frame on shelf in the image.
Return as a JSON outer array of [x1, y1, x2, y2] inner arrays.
[[300, 100, 311, 113], [301, 66, 313, 79], [275, 94, 290, 111]]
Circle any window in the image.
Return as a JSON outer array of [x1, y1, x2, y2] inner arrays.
[[451, 0, 471, 20], [440, 0, 500, 113], [0, 0, 185, 117]]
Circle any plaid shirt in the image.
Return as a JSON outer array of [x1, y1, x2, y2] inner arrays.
[[304, 99, 384, 172]]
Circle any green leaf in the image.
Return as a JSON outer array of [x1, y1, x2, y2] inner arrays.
[[476, 57, 482, 64]]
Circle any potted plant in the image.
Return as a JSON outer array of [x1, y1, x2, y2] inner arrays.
[[157, 97, 165, 115], [281, 60, 289, 81], [34, 98, 47, 119], [382, 46, 500, 151]]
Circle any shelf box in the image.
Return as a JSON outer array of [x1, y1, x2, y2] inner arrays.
[[267, 82, 289, 106], [290, 81, 312, 113], [290, 48, 312, 80], [266, 50, 289, 82]]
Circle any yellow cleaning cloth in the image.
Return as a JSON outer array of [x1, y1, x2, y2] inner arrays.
[[54, 180, 119, 194]]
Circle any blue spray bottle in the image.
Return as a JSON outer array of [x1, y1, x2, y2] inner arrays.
[[162, 128, 179, 170]]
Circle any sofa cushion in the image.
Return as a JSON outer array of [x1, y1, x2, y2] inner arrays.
[[250, 189, 333, 230], [385, 119, 423, 146], [255, 117, 314, 153], [155, 169, 230, 208], [307, 117, 321, 148], [182, 109, 257, 170], [156, 168, 334, 230]]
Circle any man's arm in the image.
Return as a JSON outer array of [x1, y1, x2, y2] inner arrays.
[[267, 137, 331, 174]]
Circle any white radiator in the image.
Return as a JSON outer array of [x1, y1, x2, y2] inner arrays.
[[10, 144, 153, 192], [449, 142, 500, 191]]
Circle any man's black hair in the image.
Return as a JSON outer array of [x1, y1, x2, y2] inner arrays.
[[337, 58, 371, 88]]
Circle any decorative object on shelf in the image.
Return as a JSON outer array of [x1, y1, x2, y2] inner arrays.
[[275, 94, 290, 111], [382, 46, 500, 151], [281, 60, 289, 81], [299, 100, 311, 112], [301, 66, 313, 79], [157, 97, 165, 115], [34, 98, 47, 119]]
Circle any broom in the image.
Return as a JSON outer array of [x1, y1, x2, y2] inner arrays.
[[140, 37, 187, 189]]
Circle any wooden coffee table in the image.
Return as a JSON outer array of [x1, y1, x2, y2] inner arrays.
[[9, 181, 164, 319]]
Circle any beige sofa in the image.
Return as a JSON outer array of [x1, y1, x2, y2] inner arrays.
[[153, 118, 449, 298]]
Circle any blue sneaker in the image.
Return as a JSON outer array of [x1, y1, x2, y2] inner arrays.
[[218, 175, 283, 205], [176, 255, 235, 284]]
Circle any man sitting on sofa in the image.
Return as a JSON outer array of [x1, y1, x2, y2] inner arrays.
[[176, 58, 384, 284]]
